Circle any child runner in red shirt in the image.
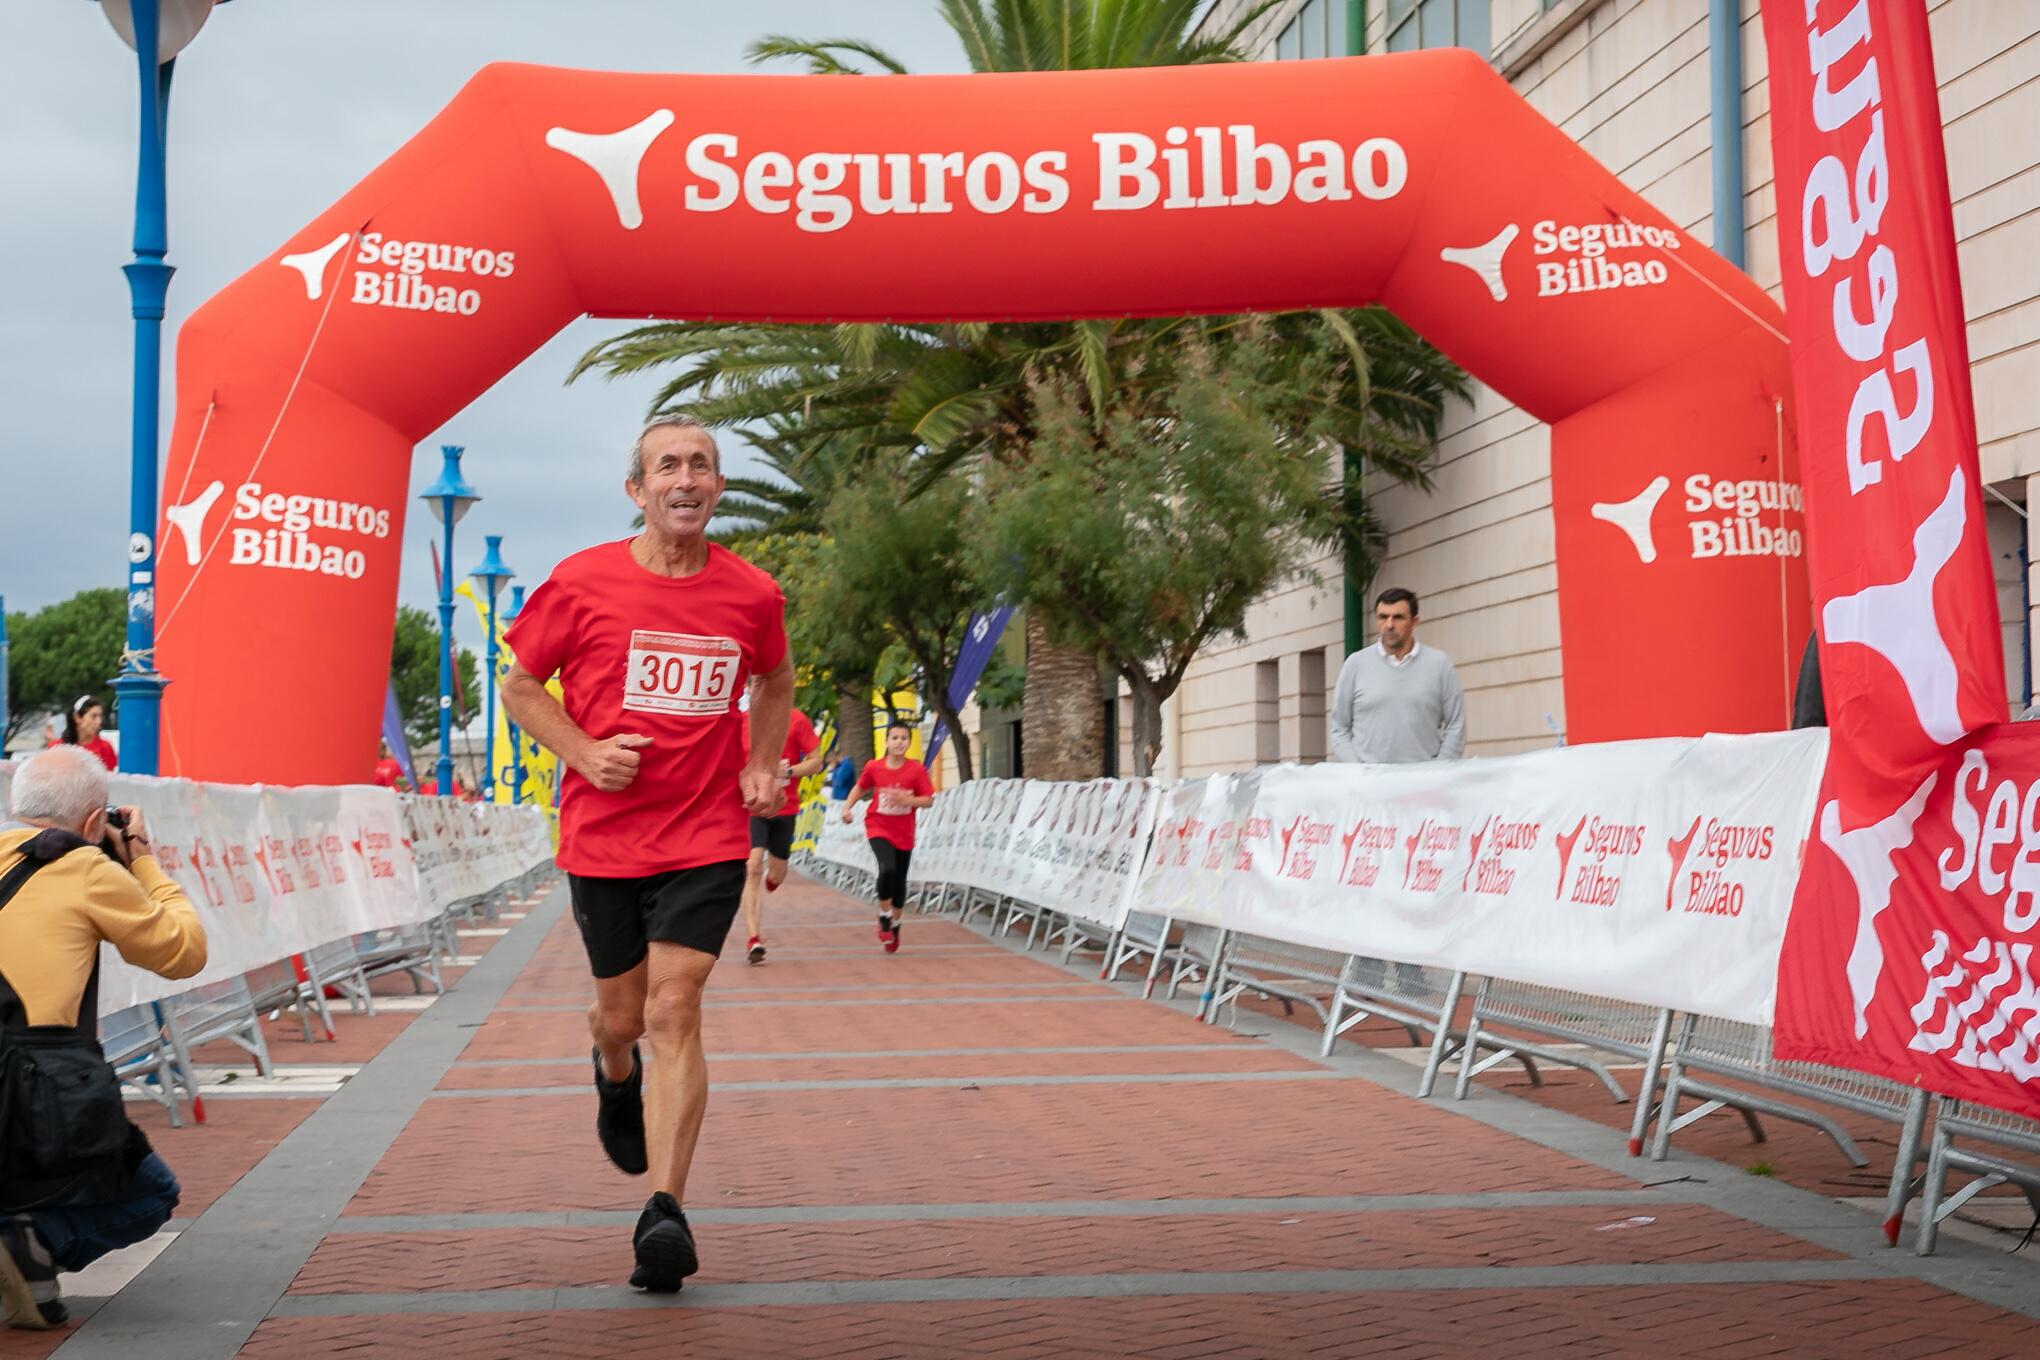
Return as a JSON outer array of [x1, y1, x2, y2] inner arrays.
[[840, 723, 934, 952]]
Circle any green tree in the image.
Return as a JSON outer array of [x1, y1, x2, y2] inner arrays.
[[389, 605, 480, 754], [730, 530, 890, 763], [972, 333, 1363, 775], [824, 477, 983, 778], [4, 589, 124, 745]]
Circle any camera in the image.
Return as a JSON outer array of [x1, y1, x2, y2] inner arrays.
[[101, 804, 131, 860]]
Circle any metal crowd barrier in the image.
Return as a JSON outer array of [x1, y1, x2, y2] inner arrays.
[[1651, 1012, 1929, 1240], [102, 1005, 186, 1127], [1103, 910, 1171, 983], [1141, 921, 1228, 1017], [1454, 981, 1673, 1157], [1324, 958, 1490, 1099], [1208, 933, 1345, 1026], [97, 861, 552, 1130], [164, 975, 275, 1117], [1915, 1097, 2040, 1255]]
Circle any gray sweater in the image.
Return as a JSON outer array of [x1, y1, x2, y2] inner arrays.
[[1329, 643, 1466, 763]]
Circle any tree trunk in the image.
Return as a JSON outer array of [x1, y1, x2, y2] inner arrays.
[[835, 678, 874, 770], [932, 689, 976, 782], [1021, 612, 1104, 781], [1126, 670, 1166, 777], [898, 635, 976, 783]]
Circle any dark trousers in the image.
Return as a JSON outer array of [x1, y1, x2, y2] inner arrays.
[[869, 837, 912, 909], [28, 1152, 180, 1273]]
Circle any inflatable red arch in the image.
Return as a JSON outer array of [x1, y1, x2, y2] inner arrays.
[[158, 49, 1806, 784]]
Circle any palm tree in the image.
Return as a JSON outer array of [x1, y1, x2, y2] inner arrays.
[[576, 0, 1465, 780]]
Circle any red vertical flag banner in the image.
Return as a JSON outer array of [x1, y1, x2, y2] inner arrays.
[[1765, 0, 2038, 1119]]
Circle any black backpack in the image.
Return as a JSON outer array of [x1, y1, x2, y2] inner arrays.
[[0, 829, 149, 1212]]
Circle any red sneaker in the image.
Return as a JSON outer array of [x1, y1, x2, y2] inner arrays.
[[764, 876, 780, 894], [884, 918, 901, 954], [746, 936, 766, 965], [876, 913, 895, 949]]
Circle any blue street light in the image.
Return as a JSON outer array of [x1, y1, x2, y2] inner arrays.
[[504, 584, 526, 804], [92, 0, 228, 775], [467, 536, 514, 802], [419, 446, 478, 798]]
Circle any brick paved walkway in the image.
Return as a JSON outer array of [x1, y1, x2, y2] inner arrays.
[[14, 875, 2040, 1359]]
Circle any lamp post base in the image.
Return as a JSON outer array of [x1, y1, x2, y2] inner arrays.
[[111, 668, 169, 776]]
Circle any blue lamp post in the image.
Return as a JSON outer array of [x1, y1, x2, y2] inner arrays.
[[93, 0, 227, 775], [418, 446, 478, 798], [504, 584, 526, 804], [467, 536, 514, 802]]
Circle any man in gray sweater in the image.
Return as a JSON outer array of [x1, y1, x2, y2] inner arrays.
[[1330, 588, 1466, 764]]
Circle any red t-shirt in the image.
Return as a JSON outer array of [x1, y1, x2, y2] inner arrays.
[[372, 758, 407, 788], [775, 709, 820, 818], [50, 737, 118, 771], [504, 539, 787, 876], [857, 758, 933, 850]]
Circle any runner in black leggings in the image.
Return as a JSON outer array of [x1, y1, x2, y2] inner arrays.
[[839, 724, 934, 952]]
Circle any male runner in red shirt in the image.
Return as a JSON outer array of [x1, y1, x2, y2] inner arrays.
[[503, 415, 791, 1293], [740, 704, 822, 964]]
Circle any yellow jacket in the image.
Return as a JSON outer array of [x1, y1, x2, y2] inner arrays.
[[0, 826, 209, 1028]]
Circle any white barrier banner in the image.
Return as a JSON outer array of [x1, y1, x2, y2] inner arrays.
[[810, 797, 878, 876], [0, 763, 551, 1015], [908, 777, 1158, 930], [1132, 730, 1828, 1025]]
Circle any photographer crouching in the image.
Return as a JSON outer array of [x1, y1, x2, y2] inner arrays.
[[0, 746, 208, 1329]]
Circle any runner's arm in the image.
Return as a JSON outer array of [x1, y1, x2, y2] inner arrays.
[[503, 659, 596, 768], [503, 659, 651, 792], [743, 654, 795, 815]]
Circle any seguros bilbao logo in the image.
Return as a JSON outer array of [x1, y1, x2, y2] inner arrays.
[[1590, 473, 1806, 567], [1440, 218, 1681, 302], [165, 479, 392, 581]]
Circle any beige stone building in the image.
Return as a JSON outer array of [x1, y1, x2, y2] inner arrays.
[[1109, 0, 2040, 778], [942, 1, 2039, 785]]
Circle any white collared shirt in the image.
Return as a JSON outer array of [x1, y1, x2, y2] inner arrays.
[[1378, 639, 1422, 669]]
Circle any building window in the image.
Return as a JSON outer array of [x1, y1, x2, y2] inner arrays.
[[1275, 0, 1348, 60], [1255, 660, 1281, 765], [1384, 0, 1489, 55], [1297, 649, 1328, 762]]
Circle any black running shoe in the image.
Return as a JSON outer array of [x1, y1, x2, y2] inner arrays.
[[0, 1217, 60, 1331], [629, 1191, 699, 1292], [593, 1045, 648, 1176]]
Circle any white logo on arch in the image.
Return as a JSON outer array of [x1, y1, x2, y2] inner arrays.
[[280, 233, 352, 300], [1440, 224, 1518, 302], [165, 480, 226, 566], [545, 110, 675, 231], [1591, 476, 1670, 564]]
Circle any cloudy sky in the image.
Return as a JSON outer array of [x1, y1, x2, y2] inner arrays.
[[0, 1, 965, 619]]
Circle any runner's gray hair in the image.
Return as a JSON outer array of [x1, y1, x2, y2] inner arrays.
[[628, 415, 720, 483], [8, 745, 109, 830]]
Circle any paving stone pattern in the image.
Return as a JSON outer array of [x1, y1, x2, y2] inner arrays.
[[23, 874, 2040, 1359]]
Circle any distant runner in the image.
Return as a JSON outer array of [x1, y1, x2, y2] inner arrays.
[[740, 700, 822, 963], [839, 724, 933, 952], [503, 415, 791, 1294]]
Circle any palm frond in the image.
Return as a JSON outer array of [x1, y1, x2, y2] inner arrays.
[[745, 35, 911, 74]]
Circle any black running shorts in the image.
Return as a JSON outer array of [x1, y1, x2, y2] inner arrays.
[[749, 814, 796, 861], [567, 861, 747, 978]]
